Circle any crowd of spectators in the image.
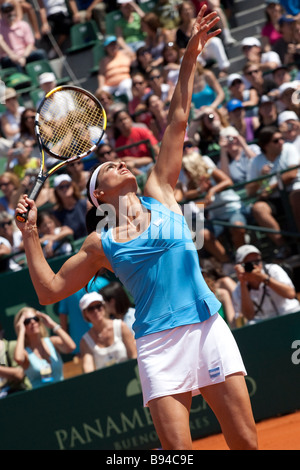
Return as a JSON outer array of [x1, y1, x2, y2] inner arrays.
[[1, 0, 300, 395]]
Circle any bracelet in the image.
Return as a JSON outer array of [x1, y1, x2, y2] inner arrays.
[[264, 275, 270, 285], [53, 324, 61, 333]]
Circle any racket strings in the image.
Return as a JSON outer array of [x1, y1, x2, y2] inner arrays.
[[38, 89, 105, 159]]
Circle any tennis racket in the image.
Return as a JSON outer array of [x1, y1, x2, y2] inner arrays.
[[16, 85, 107, 223]]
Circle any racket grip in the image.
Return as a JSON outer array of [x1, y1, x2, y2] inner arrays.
[[16, 177, 44, 223]]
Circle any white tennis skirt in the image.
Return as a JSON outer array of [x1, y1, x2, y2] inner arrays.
[[136, 314, 246, 407]]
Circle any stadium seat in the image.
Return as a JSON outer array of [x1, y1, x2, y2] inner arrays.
[[25, 60, 70, 87], [89, 41, 105, 75], [139, 0, 157, 13], [30, 88, 45, 107], [67, 20, 99, 54], [105, 10, 122, 36]]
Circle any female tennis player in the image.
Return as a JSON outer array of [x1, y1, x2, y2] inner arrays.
[[16, 6, 258, 450]]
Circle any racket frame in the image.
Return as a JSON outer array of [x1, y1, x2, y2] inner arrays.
[[16, 85, 106, 223]]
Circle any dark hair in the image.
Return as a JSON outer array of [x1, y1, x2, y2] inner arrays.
[[257, 126, 279, 151], [20, 107, 36, 136], [100, 282, 131, 316], [54, 180, 82, 210], [36, 211, 61, 229]]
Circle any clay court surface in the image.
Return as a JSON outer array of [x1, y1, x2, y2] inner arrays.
[[192, 410, 300, 450]]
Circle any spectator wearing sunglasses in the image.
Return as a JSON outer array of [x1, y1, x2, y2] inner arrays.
[[14, 307, 76, 388], [232, 244, 300, 325], [242, 62, 277, 98], [95, 143, 118, 164], [79, 292, 136, 373]]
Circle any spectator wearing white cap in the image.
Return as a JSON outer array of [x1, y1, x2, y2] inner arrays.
[[79, 292, 137, 372], [241, 37, 281, 74], [278, 110, 300, 153], [227, 74, 259, 116], [232, 244, 300, 324], [39, 72, 57, 92], [36, 72, 57, 111], [278, 80, 300, 116], [53, 174, 89, 240]]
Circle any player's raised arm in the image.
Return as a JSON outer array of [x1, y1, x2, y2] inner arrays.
[[145, 6, 221, 201]]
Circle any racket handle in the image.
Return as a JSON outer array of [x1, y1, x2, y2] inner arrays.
[[16, 177, 45, 223]]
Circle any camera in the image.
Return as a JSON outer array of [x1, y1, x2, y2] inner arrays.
[[244, 261, 254, 272]]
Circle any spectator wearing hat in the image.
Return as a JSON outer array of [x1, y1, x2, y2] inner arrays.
[[0, 87, 24, 141], [241, 37, 281, 74], [261, 0, 284, 52], [35, 72, 57, 113], [227, 73, 259, 116], [58, 276, 110, 355], [277, 80, 300, 116], [96, 34, 135, 102], [38, 72, 57, 93], [246, 126, 300, 257], [226, 99, 260, 143], [79, 292, 137, 373], [52, 174, 89, 240], [272, 15, 296, 64], [0, 2, 46, 70], [232, 244, 300, 324], [278, 110, 300, 154]]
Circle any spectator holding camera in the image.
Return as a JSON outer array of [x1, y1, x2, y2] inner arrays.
[[232, 244, 300, 324]]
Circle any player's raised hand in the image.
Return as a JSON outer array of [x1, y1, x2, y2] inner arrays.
[[188, 4, 222, 56]]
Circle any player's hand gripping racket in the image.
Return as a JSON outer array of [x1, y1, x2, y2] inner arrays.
[[16, 85, 107, 223]]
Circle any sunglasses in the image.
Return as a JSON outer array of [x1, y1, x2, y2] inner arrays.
[[57, 183, 71, 190], [246, 70, 259, 76], [0, 182, 11, 187], [24, 316, 40, 326], [149, 75, 161, 81], [132, 81, 144, 86], [86, 303, 104, 313]]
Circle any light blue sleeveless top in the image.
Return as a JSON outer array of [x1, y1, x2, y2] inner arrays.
[[25, 337, 64, 388], [101, 197, 221, 339]]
